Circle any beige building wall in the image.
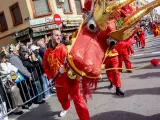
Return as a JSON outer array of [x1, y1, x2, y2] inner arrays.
[[0, 0, 30, 39], [0, 0, 85, 47], [26, 0, 84, 23], [0, 36, 17, 48]]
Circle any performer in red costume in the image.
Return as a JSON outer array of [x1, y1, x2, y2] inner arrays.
[[115, 38, 134, 73], [150, 22, 160, 37], [127, 37, 135, 55], [138, 27, 146, 48], [43, 29, 90, 120], [104, 37, 124, 96]]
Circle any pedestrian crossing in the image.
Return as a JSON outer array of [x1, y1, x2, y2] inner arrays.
[[132, 36, 160, 56]]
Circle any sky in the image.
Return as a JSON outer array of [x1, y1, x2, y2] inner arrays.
[[147, 0, 160, 14]]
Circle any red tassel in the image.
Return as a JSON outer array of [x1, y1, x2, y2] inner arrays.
[[151, 58, 159, 67]]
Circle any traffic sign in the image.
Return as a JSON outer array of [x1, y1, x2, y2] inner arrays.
[[54, 14, 62, 25]]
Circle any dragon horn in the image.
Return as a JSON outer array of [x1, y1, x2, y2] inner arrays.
[[84, 0, 95, 24], [106, 0, 135, 13], [123, 0, 160, 28], [93, 0, 135, 31]]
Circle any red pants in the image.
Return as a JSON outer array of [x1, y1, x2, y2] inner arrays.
[[55, 73, 90, 120], [118, 51, 132, 70], [141, 39, 145, 48], [105, 56, 121, 88]]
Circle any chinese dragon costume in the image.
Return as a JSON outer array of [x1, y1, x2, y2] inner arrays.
[[43, 0, 160, 120]]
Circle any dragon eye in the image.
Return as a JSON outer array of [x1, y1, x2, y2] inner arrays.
[[106, 38, 118, 46], [87, 18, 99, 33]]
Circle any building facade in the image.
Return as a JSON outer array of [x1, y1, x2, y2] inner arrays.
[[0, 0, 84, 48]]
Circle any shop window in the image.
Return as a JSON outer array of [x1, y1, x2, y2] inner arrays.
[[0, 11, 8, 32], [10, 2, 23, 26], [75, 0, 82, 14], [64, 0, 72, 14], [31, 0, 52, 17]]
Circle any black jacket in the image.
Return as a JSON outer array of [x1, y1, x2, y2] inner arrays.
[[39, 47, 46, 59], [21, 58, 44, 80]]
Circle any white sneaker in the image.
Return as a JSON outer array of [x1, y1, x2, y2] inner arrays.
[[60, 109, 68, 117], [52, 87, 56, 90]]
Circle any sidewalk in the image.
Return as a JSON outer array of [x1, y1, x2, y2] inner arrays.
[[8, 94, 55, 120]]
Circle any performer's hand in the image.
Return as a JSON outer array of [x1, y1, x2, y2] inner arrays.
[[63, 57, 67, 64], [59, 65, 65, 73], [44, 73, 47, 77], [29, 76, 32, 81], [48, 79, 53, 87], [101, 64, 105, 69]]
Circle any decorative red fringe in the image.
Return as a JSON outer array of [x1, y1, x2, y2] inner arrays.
[[81, 78, 98, 102]]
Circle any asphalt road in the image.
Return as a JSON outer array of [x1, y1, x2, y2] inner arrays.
[[10, 35, 160, 120]]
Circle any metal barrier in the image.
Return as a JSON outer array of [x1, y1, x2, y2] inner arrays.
[[0, 65, 55, 120]]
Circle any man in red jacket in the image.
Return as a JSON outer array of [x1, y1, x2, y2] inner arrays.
[[43, 29, 90, 120]]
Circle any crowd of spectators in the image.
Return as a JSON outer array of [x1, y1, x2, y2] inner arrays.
[[0, 33, 72, 117]]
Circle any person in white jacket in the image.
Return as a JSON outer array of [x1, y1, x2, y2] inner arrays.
[[0, 54, 23, 115]]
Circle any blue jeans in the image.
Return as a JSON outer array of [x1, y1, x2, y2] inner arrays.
[[41, 75, 51, 97], [33, 81, 43, 103]]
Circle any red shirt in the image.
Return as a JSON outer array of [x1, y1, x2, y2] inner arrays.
[[43, 44, 68, 79]]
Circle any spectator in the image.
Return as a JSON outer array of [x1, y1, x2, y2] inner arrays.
[[4, 46, 32, 108], [4, 46, 32, 80], [21, 52, 45, 104], [30, 45, 51, 98], [0, 74, 9, 120], [0, 54, 23, 115], [61, 34, 72, 46], [37, 40, 46, 59]]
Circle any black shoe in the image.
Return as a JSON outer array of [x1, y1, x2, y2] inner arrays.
[[28, 103, 32, 107], [108, 83, 113, 90], [127, 70, 132, 73], [37, 100, 45, 104], [22, 105, 29, 109], [15, 111, 24, 115], [116, 88, 124, 96]]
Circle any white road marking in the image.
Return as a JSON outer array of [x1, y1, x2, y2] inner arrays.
[[151, 52, 160, 54], [133, 52, 160, 56], [133, 54, 144, 56]]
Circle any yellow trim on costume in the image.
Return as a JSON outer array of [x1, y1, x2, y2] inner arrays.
[[105, 48, 118, 57], [67, 55, 100, 79], [67, 69, 77, 80], [67, 55, 86, 76]]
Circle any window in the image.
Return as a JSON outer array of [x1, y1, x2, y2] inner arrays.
[[75, 0, 82, 14], [64, 0, 72, 14], [31, 0, 52, 17], [10, 2, 23, 26], [0, 12, 8, 32]]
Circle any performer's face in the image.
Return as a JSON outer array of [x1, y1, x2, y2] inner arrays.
[[51, 30, 62, 44]]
